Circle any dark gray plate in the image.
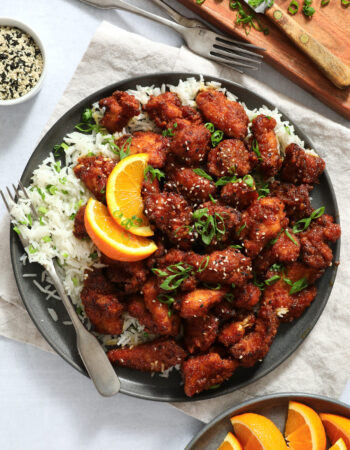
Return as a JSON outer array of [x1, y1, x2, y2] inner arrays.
[[186, 393, 350, 449], [10, 73, 340, 402]]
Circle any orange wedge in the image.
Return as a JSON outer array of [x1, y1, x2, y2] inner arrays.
[[285, 401, 326, 450], [218, 432, 243, 450], [84, 198, 157, 261], [106, 153, 153, 237], [320, 413, 350, 448], [329, 438, 348, 450], [230, 413, 287, 450]]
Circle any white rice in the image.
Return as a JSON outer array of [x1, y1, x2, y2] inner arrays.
[[10, 76, 317, 373]]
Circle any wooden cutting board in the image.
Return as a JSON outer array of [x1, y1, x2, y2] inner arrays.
[[178, 0, 350, 120]]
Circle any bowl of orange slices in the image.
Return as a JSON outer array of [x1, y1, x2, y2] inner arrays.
[[186, 393, 350, 450]]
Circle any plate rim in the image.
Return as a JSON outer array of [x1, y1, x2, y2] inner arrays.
[[10, 71, 341, 402]]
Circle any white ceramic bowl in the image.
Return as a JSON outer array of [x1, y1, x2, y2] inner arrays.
[[0, 18, 47, 106]]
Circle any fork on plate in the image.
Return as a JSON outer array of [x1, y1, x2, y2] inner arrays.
[[1, 182, 121, 397], [80, 0, 265, 73]]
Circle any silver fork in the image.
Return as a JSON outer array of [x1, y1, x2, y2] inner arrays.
[[80, 0, 264, 72], [1, 182, 121, 397]]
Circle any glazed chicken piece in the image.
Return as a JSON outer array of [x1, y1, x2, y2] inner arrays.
[[212, 300, 236, 322], [80, 269, 124, 335], [269, 181, 313, 222], [142, 176, 161, 196], [165, 165, 217, 205], [127, 296, 162, 335], [233, 283, 261, 310], [182, 353, 239, 397], [280, 143, 325, 185], [261, 262, 319, 322], [73, 205, 87, 239], [196, 89, 249, 139], [143, 191, 195, 250], [220, 179, 258, 211], [99, 90, 140, 133], [108, 338, 187, 372], [251, 115, 282, 178], [198, 201, 241, 249], [218, 313, 255, 347], [115, 131, 169, 168], [300, 214, 341, 270], [73, 155, 116, 202], [144, 91, 202, 129], [229, 305, 279, 366], [143, 277, 180, 336], [239, 197, 288, 257], [180, 288, 228, 319], [169, 120, 211, 166], [105, 260, 148, 294], [207, 139, 256, 178], [184, 315, 219, 354]]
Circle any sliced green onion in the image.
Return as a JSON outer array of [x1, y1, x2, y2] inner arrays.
[[285, 229, 298, 245], [204, 122, 215, 133], [288, 0, 299, 13], [198, 256, 210, 273], [193, 168, 213, 181], [265, 275, 280, 285]]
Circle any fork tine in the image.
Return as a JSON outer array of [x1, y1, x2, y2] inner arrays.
[[18, 181, 39, 220], [213, 47, 262, 64], [214, 41, 264, 59], [210, 52, 259, 70], [215, 36, 266, 51], [6, 186, 14, 202], [0, 189, 11, 212]]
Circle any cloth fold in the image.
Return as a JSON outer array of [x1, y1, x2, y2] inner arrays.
[[1, 20, 350, 423]]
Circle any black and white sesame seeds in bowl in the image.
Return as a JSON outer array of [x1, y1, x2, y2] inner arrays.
[[0, 18, 46, 106]]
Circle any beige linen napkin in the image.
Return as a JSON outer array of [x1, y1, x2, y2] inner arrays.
[[1, 21, 350, 422]]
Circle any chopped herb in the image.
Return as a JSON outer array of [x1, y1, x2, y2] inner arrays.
[[252, 139, 262, 160], [283, 277, 293, 286], [162, 122, 178, 137], [203, 283, 222, 290], [225, 293, 235, 303], [342, 0, 350, 5], [237, 223, 246, 236], [42, 236, 51, 243], [157, 294, 175, 305], [59, 177, 67, 185], [269, 230, 283, 245], [243, 174, 255, 188], [87, 152, 95, 157], [265, 275, 281, 285], [62, 252, 68, 258], [100, 188, 106, 194], [193, 168, 213, 181], [69, 213, 76, 220], [209, 194, 217, 204], [167, 309, 173, 317], [46, 185, 58, 195], [198, 255, 210, 273], [289, 277, 308, 294], [211, 130, 224, 147], [75, 122, 103, 134], [61, 190, 69, 195], [284, 125, 291, 135], [89, 252, 98, 261], [82, 108, 93, 122], [120, 215, 143, 230], [229, 1, 269, 35], [208, 383, 221, 390], [303, 0, 315, 16], [38, 206, 47, 215], [292, 207, 325, 233], [152, 262, 194, 291], [103, 136, 132, 160], [13, 226, 21, 235], [76, 306, 83, 315], [204, 122, 215, 133], [35, 187, 45, 200], [144, 165, 165, 182], [26, 214, 33, 227], [71, 276, 79, 287], [192, 208, 226, 245], [53, 142, 69, 157], [196, 0, 206, 4], [39, 216, 45, 225], [270, 263, 283, 272], [53, 161, 61, 173], [28, 244, 38, 254], [288, 0, 299, 13], [230, 244, 242, 249], [285, 229, 298, 245], [215, 174, 237, 186]]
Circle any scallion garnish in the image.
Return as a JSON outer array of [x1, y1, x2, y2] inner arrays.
[[152, 262, 194, 291], [211, 130, 224, 147], [204, 122, 215, 133], [198, 255, 210, 273], [292, 207, 325, 233], [193, 168, 213, 181], [162, 122, 178, 137], [252, 139, 262, 160], [265, 275, 281, 285], [288, 0, 299, 13], [82, 108, 93, 122], [144, 165, 165, 182], [285, 229, 298, 245], [42, 236, 51, 243], [303, 0, 315, 16], [243, 174, 255, 188]]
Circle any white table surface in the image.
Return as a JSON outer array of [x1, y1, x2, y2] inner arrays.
[[0, 1, 349, 449]]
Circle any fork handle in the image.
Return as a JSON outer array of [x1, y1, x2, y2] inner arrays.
[[266, 4, 350, 89], [47, 262, 120, 397]]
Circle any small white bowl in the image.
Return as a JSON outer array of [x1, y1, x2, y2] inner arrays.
[[0, 18, 47, 106]]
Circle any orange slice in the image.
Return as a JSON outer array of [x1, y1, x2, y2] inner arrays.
[[285, 401, 326, 450], [84, 198, 157, 261], [106, 153, 153, 237], [320, 413, 350, 448], [230, 413, 287, 450], [218, 432, 243, 450], [329, 438, 348, 450]]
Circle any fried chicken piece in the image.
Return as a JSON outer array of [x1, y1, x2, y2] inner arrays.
[[165, 165, 217, 205], [300, 214, 341, 270], [198, 201, 241, 248], [169, 120, 211, 165], [272, 228, 300, 262], [115, 131, 169, 168], [182, 353, 239, 397], [229, 305, 279, 366], [251, 115, 282, 177], [207, 139, 255, 177], [108, 338, 187, 372], [143, 191, 195, 250], [269, 181, 313, 222], [127, 296, 161, 335], [144, 92, 202, 129], [196, 89, 249, 139], [142, 176, 160, 197], [218, 313, 255, 347], [80, 269, 124, 335], [220, 180, 258, 211], [239, 197, 288, 257], [180, 288, 228, 319], [212, 300, 236, 322], [74, 155, 116, 202], [280, 143, 325, 185], [143, 277, 180, 336], [106, 260, 148, 294], [262, 262, 319, 322], [99, 90, 140, 133], [187, 248, 253, 287], [233, 283, 261, 309], [73, 205, 87, 239], [184, 315, 219, 354]]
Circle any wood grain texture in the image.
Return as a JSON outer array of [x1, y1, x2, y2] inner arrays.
[[178, 0, 350, 119]]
